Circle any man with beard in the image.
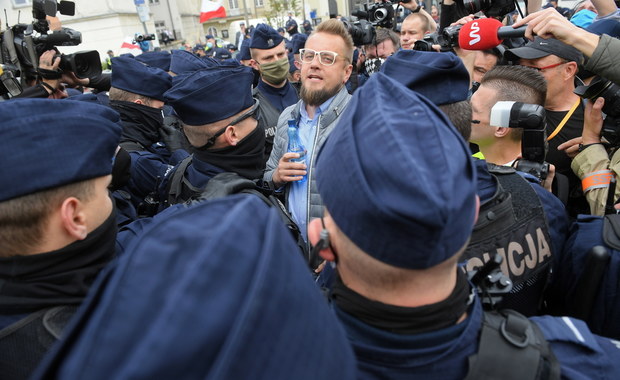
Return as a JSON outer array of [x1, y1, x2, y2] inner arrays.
[[108, 56, 173, 161], [0, 99, 121, 380], [250, 24, 299, 159], [128, 64, 266, 209], [264, 19, 353, 256]]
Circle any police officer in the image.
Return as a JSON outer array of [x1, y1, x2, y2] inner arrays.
[[309, 73, 620, 379], [0, 99, 121, 380], [249, 24, 299, 159], [128, 64, 265, 210], [109, 56, 172, 159], [31, 195, 357, 379], [381, 50, 569, 316]]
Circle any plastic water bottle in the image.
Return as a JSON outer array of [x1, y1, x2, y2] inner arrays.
[[287, 119, 307, 184]]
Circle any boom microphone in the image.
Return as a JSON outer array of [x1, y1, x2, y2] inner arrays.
[[458, 18, 527, 50]]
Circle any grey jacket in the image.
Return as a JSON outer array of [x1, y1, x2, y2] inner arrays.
[[585, 34, 620, 85], [264, 86, 352, 231]]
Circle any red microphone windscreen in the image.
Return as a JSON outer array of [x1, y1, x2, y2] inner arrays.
[[458, 18, 504, 50]]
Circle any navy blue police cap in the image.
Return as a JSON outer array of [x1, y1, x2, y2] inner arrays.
[[288, 54, 298, 73], [0, 99, 121, 202], [111, 56, 171, 101], [169, 49, 210, 75], [164, 65, 254, 125], [290, 33, 307, 54], [238, 38, 252, 61], [316, 73, 478, 270], [587, 19, 620, 38], [213, 46, 232, 60], [31, 195, 357, 379], [380, 50, 469, 105], [135, 51, 172, 71], [205, 34, 215, 40], [250, 23, 284, 49]]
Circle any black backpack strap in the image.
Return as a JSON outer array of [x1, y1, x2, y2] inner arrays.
[[196, 172, 309, 260], [119, 141, 145, 153], [0, 306, 77, 380], [465, 310, 560, 380], [165, 155, 196, 206]]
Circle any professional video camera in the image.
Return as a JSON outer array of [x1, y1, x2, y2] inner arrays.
[[0, 0, 101, 96], [343, 0, 410, 46], [413, 24, 461, 52], [461, 0, 516, 19], [491, 101, 549, 181], [133, 33, 156, 43], [575, 77, 620, 146]]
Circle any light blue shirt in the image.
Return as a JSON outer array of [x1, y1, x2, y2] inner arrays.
[[288, 96, 335, 241]]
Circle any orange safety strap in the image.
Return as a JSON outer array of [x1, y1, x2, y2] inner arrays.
[[547, 99, 581, 141], [582, 169, 615, 193]]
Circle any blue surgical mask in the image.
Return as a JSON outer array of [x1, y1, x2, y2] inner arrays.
[[206, 42, 214, 49]]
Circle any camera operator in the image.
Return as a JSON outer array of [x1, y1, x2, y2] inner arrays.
[[399, 0, 437, 49], [14, 50, 111, 99], [360, 28, 400, 80]]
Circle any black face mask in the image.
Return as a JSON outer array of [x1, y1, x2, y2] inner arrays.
[[0, 209, 118, 314], [192, 123, 266, 180], [110, 100, 164, 148]]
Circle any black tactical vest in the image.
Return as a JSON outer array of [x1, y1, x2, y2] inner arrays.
[[463, 165, 553, 316]]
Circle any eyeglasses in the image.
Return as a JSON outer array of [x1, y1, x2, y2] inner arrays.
[[195, 99, 260, 150], [299, 48, 340, 66], [523, 61, 566, 72]]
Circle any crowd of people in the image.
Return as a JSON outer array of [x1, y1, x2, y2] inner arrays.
[[2, 0, 620, 379]]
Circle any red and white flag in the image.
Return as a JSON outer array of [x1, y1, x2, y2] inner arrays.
[[200, 0, 226, 23], [120, 37, 141, 55]]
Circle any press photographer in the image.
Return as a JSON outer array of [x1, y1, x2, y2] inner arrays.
[[0, 0, 106, 99]]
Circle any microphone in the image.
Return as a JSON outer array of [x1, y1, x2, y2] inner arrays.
[[458, 18, 527, 50]]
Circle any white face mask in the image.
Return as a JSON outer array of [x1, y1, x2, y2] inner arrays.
[[364, 58, 385, 76]]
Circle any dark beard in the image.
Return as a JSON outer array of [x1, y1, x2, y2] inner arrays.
[[300, 83, 342, 107]]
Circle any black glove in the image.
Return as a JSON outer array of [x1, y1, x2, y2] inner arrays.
[[159, 115, 186, 152]]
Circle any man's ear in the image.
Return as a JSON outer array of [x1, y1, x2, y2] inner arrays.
[[564, 61, 578, 81], [249, 59, 260, 71], [494, 126, 510, 138], [59, 197, 88, 240], [308, 218, 336, 262]]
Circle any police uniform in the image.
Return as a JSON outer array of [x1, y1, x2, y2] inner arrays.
[[314, 74, 620, 379], [127, 64, 265, 211], [31, 195, 358, 380], [0, 99, 121, 380], [382, 50, 569, 316], [250, 24, 299, 160]]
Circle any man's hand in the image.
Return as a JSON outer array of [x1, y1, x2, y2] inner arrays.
[[512, 8, 599, 57], [541, 163, 556, 193], [582, 97, 605, 144], [558, 97, 605, 157], [39, 50, 61, 94], [272, 152, 307, 188], [558, 136, 583, 159], [61, 71, 89, 88]]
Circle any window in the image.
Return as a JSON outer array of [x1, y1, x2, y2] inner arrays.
[[149, 0, 160, 4], [254, 0, 264, 6], [222, 30, 229, 39], [207, 27, 218, 38], [228, 0, 239, 9], [11, 0, 32, 7]]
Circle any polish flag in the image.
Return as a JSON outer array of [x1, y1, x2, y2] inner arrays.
[[200, 0, 226, 23], [120, 37, 141, 55]]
